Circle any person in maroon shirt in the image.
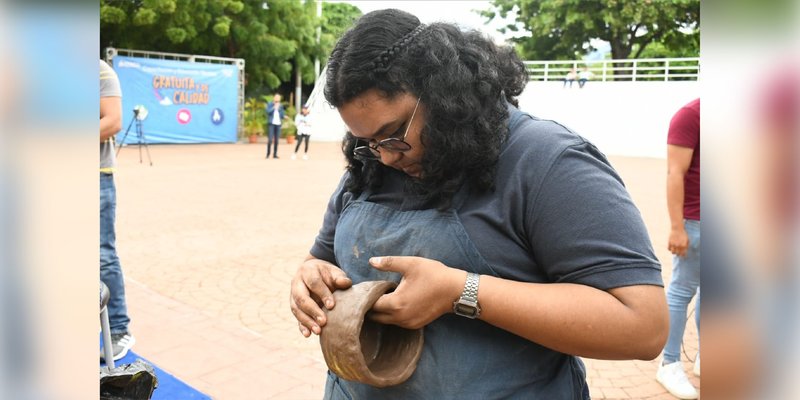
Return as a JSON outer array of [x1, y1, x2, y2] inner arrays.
[[656, 98, 701, 399]]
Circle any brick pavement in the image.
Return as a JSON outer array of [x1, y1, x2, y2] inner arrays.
[[114, 140, 698, 399]]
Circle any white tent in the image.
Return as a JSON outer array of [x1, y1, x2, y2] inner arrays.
[[304, 66, 348, 142]]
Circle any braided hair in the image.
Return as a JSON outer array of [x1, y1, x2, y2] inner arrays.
[[325, 9, 528, 209], [370, 24, 427, 72]]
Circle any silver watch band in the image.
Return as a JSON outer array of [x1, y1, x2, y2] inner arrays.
[[461, 272, 480, 301]]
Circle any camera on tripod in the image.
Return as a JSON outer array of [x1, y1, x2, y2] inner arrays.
[[132, 105, 148, 121], [117, 104, 153, 165]]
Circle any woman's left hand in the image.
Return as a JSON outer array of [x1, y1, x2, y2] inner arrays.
[[368, 256, 465, 329]]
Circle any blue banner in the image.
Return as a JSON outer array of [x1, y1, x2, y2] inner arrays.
[[112, 56, 239, 144]]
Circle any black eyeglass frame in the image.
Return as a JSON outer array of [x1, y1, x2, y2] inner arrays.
[[353, 97, 421, 161]]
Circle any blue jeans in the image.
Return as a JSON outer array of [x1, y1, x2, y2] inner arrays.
[[663, 219, 700, 363], [266, 124, 281, 157], [100, 173, 130, 334]]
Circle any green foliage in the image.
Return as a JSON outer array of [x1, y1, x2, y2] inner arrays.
[[281, 103, 297, 137], [483, 0, 699, 62], [100, 0, 361, 94], [133, 8, 158, 26], [321, 2, 362, 40], [243, 97, 266, 137], [100, 5, 126, 24]]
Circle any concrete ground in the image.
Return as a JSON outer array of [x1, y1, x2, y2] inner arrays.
[[115, 140, 699, 399]]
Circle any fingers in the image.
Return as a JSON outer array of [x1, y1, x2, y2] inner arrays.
[[371, 291, 396, 314], [306, 263, 352, 310], [289, 279, 323, 336], [369, 292, 418, 328], [333, 272, 353, 289], [668, 245, 688, 257], [367, 308, 422, 330], [367, 310, 393, 325], [370, 256, 413, 273], [305, 268, 337, 310], [290, 259, 353, 338], [326, 267, 352, 290]]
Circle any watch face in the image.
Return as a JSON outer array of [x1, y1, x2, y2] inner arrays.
[[454, 302, 479, 318]]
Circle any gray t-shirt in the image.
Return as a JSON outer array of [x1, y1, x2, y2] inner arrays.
[[311, 105, 662, 290], [100, 60, 121, 170]]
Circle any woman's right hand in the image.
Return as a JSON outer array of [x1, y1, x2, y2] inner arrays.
[[290, 255, 352, 337]]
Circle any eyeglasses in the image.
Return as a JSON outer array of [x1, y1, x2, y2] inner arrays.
[[353, 97, 420, 161]]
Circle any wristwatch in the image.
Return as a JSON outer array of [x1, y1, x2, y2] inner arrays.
[[453, 272, 481, 319]]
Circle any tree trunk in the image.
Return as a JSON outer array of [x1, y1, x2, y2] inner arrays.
[[609, 39, 632, 80], [295, 65, 302, 111], [227, 37, 237, 59]]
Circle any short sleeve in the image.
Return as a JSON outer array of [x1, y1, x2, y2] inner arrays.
[[667, 102, 699, 149], [527, 142, 662, 290], [99, 60, 121, 98], [309, 173, 353, 264]]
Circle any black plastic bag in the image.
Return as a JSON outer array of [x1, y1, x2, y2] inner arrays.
[[100, 359, 158, 400]]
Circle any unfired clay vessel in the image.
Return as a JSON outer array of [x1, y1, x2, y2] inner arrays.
[[319, 280, 424, 387]]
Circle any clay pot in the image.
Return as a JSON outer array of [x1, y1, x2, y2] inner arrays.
[[319, 281, 424, 387]]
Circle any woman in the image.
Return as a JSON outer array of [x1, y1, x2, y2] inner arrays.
[[292, 105, 312, 160], [290, 9, 668, 399]]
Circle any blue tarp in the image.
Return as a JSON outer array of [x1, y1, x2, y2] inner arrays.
[[113, 56, 238, 144], [101, 350, 211, 400]]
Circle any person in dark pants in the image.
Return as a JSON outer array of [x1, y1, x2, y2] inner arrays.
[[266, 93, 285, 159], [292, 105, 312, 160], [289, 9, 669, 400]]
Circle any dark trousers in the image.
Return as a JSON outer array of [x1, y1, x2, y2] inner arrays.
[[266, 124, 281, 157], [294, 134, 310, 153]]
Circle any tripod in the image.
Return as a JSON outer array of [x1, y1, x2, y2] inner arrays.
[[116, 109, 153, 166]]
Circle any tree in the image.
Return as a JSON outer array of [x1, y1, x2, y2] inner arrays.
[[100, 0, 348, 93], [482, 0, 699, 61], [321, 2, 362, 41]]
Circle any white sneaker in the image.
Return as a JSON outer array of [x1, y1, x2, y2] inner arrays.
[[693, 354, 700, 377], [302, 154, 308, 160], [656, 361, 698, 399], [291, 153, 297, 160], [100, 332, 136, 361]]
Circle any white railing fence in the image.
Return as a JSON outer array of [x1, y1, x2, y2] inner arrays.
[[524, 57, 699, 82]]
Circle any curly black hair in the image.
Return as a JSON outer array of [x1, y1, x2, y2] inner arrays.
[[325, 9, 528, 209]]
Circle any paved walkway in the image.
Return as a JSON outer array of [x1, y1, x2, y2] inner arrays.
[[115, 141, 698, 399]]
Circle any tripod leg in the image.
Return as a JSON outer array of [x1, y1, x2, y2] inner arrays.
[[143, 142, 154, 166], [115, 117, 137, 157], [137, 120, 154, 166]]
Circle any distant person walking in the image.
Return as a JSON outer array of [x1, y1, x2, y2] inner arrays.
[[656, 98, 700, 399], [292, 105, 312, 160], [266, 94, 285, 159]]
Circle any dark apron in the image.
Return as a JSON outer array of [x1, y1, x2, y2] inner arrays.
[[324, 161, 589, 399]]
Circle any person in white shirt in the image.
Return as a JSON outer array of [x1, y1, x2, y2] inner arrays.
[[292, 105, 312, 160], [578, 67, 594, 88]]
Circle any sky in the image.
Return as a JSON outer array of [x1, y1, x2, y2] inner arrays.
[[334, 1, 521, 43], [334, 1, 611, 59]]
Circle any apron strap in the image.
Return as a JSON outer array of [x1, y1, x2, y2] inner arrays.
[[450, 182, 471, 210], [356, 188, 372, 202]]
